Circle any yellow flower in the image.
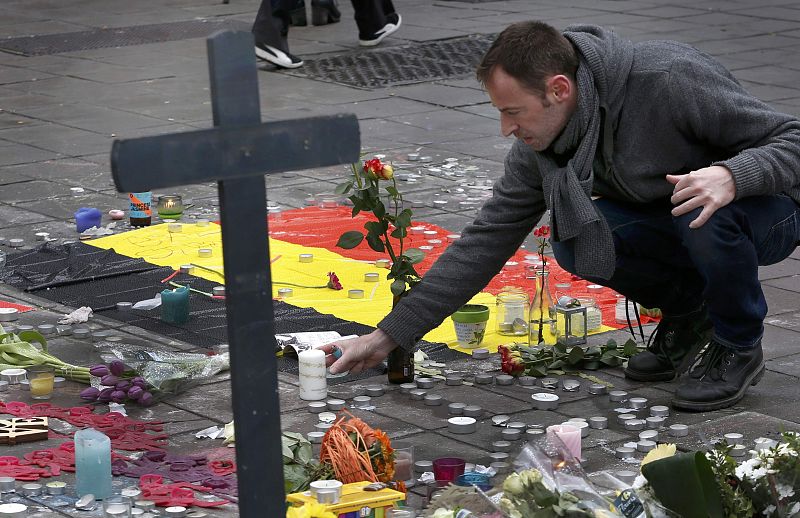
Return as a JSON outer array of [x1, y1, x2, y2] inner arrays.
[[381, 164, 394, 180], [286, 502, 336, 518], [641, 443, 677, 466]]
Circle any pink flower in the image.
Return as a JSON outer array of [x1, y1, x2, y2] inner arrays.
[[327, 272, 343, 290]]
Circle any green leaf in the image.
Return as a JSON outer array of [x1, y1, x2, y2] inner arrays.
[[622, 338, 639, 357], [554, 342, 567, 354], [567, 346, 584, 364], [334, 181, 353, 195], [282, 442, 294, 463], [351, 203, 362, 218], [295, 441, 313, 464], [336, 231, 364, 249], [528, 366, 546, 377], [642, 452, 724, 518], [396, 209, 412, 228], [403, 248, 425, 264], [386, 185, 399, 197], [390, 278, 406, 297], [373, 200, 386, 219], [390, 226, 407, 239], [284, 464, 309, 494], [364, 220, 388, 235], [365, 232, 385, 253], [18, 331, 47, 352], [605, 339, 618, 349]]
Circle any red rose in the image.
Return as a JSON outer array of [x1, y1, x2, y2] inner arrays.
[[327, 272, 343, 290]]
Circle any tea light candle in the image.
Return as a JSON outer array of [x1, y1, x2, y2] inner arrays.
[[167, 223, 182, 233], [526, 428, 545, 439], [416, 377, 435, 389], [463, 405, 482, 417], [114, 301, 133, 312], [489, 452, 509, 462], [639, 430, 658, 441], [308, 402, 327, 413], [637, 440, 656, 453], [448, 402, 466, 415], [410, 226, 426, 235], [669, 424, 689, 437], [609, 390, 628, 402], [0, 368, 26, 384], [348, 289, 364, 299], [490, 461, 510, 474], [518, 376, 536, 386], [198, 248, 212, 258], [121, 487, 141, 500], [618, 414, 636, 425], [587, 383, 607, 395], [73, 328, 90, 339], [21, 483, 41, 496], [134, 501, 156, 512], [448, 416, 476, 434], [423, 230, 437, 237], [352, 395, 371, 406], [414, 460, 433, 473], [754, 437, 777, 450], [445, 375, 462, 386], [495, 374, 514, 386], [278, 288, 293, 298], [646, 416, 666, 429], [491, 415, 510, 426], [532, 393, 559, 410], [407, 153, 420, 161], [35, 232, 49, 241], [565, 420, 589, 438], [446, 234, 461, 241], [427, 239, 443, 247], [0, 504, 27, 516], [0, 477, 14, 492], [547, 424, 581, 459], [306, 431, 325, 444], [474, 373, 493, 384], [299, 254, 314, 263], [409, 389, 427, 400], [624, 419, 645, 432], [724, 433, 744, 445], [298, 349, 327, 401], [179, 265, 194, 274], [195, 219, 209, 226], [589, 416, 608, 429], [615, 471, 638, 485], [541, 378, 559, 389], [0, 309, 19, 322], [8, 238, 23, 248], [424, 394, 443, 406], [562, 379, 581, 392], [507, 421, 527, 430], [326, 399, 345, 411], [375, 259, 390, 268], [364, 272, 379, 282], [365, 385, 384, 397], [164, 506, 187, 518], [629, 397, 648, 409], [399, 383, 416, 394], [492, 440, 512, 452], [419, 245, 433, 252], [730, 444, 747, 457], [501, 428, 522, 441], [315, 422, 333, 431], [615, 447, 635, 459], [36, 324, 55, 335], [650, 405, 670, 417], [157, 195, 184, 218]]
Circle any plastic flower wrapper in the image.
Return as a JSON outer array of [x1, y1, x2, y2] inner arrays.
[[92, 340, 229, 398], [501, 434, 625, 517]]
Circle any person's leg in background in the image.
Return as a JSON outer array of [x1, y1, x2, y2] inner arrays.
[[351, 0, 402, 46], [252, 0, 304, 68]]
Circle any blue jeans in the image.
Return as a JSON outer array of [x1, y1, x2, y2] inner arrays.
[[552, 195, 800, 349]]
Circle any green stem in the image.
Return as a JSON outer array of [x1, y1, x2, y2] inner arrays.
[[352, 162, 363, 189]]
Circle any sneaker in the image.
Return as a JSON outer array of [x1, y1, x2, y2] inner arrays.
[[254, 42, 303, 69], [358, 13, 402, 47], [624, 306, 712, 382], [672, 340, 765, 411]]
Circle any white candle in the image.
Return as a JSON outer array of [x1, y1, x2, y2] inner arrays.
[[547, 424, 581, 459], [298, 349, 327, 401]]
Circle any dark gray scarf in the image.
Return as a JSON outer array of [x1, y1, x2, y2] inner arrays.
[[539, 26, 634, 280]]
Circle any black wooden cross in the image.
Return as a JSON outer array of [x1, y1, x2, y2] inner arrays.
[[110, 31, 360, 516]]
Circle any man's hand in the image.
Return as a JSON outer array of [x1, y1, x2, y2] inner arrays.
[[666, 166, 736, 229], [319, 329, 399, 375]]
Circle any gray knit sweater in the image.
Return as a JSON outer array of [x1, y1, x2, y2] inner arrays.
[[379, 26, 800, 351]]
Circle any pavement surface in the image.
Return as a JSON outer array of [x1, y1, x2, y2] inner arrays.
[[2, 0, 800, 515]]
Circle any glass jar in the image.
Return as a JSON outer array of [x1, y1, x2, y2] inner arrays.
[[577, 297, 603, 331], [496, 287, 529, 336]]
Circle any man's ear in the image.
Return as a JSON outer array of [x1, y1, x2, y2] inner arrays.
[[547, 75, 574, 103]]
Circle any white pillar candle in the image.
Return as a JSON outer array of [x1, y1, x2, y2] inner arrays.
[[298, 349, 327, 401], [547, 424, 581, 460]]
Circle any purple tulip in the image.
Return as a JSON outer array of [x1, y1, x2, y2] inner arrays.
[[100, 375, 119, 386], [131, 377, 146, 388], [139, 391, 154, 407], [115, 380, 131, 391], [127, 385, 143, 400], [109, 360, 126, 377], [89, 365, 109, 377], [97, 388, 114, 402], [110, 390, 127, 403], [79, 387, 100, 401]]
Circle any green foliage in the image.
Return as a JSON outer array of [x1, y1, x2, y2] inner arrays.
[[641, 452, 724, 518], [506, 338, 639, 378], [281, 431, 332, 494], [336, 230, 364, 249], [706, 444, 755, 517]]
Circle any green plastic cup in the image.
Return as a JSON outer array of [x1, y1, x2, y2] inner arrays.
[[451, 304, 490, 348]]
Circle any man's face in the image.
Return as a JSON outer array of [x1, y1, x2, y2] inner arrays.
[[485, 67, 573, 152]]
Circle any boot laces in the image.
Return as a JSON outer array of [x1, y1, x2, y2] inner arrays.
[[646, 320, 676, 359], [691, 341, 735, 381]]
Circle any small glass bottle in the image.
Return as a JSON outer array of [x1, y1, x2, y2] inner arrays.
[[496, 287, 529, 336], [529, 269, 556, 346], [577, 296, 603, 331], [387, 348, 414, 384], [128, 191, 152, 227]]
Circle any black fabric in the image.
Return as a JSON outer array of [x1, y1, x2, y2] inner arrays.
[[1, 243, 464, 383]]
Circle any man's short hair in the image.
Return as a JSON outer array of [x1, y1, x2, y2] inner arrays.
[[476, 21, 579, 96]]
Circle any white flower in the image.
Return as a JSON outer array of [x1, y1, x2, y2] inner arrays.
[[735, 458, 762, 481], [787, 502, 800, 515], [777, 483, 795, 499], [632, 474, 648, 489], [763, 505, 776, 516]]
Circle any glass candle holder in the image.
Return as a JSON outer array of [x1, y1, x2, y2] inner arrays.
[[392, 442, 414, 483], [26, 365, 55, 400], [432, 457, 465, 486], [156, 195, 184, 219]]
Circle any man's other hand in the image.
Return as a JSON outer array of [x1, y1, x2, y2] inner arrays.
[[667, 165, 736, 228]]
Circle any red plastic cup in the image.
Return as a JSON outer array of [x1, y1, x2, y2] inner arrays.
[[432, 457, 466, 486]]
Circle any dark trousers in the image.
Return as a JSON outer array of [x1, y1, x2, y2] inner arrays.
[[252, 0, 396, 50], [551, 195, 800, 350]]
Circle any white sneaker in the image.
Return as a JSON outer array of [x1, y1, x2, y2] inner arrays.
[[358, 13, 402, 47], [254, 42, 304, 69]]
